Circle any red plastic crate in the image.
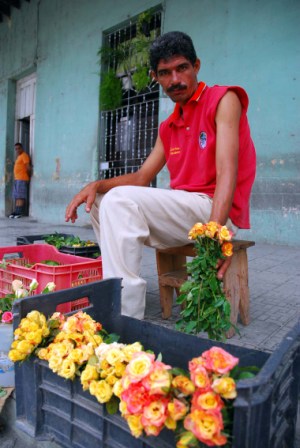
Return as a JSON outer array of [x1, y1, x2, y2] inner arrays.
[[0, 244, 102, 312]]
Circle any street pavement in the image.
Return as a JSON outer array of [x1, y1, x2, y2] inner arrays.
[[0, 216, 299, 447]]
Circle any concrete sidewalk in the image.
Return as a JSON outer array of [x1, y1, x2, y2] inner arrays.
[[0, 216, 299, 447]]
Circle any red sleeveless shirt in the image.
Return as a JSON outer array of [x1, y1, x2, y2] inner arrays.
[[159, 83, 256, 229]]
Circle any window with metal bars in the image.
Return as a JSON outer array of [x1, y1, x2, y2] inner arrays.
[[99, 9, 161, 186]]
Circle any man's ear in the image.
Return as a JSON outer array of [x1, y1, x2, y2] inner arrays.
[[194, 58, 201, 74], [150, 70, 157, 82]]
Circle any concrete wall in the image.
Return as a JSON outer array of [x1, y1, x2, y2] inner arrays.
[[0, 0, 299, 245]]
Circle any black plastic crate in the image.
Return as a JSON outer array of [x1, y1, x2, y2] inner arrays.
[[16, 233, 100, 259], [13, 280, 300, 448], [16, 233, 75, 246]]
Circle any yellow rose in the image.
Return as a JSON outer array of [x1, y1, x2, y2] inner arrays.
[[106, 374, 118, 387], [113, 380, 123, 398], [14, 328, 22, 338], [100, 359, 110, 371], [24, 329, 43, 345], [27, 310, 42, 324], [49, 355, 63, 373], [17, 340, 33, 354], [218, 225, 232, 242], [70, 348, 85, 364], [126, 414, 143, 438], [36, 348, 49, 360], [21, 321, 39, 332], [123, 342, 143, 362], [165, 416, 177, 430], [119, 400, 128, 416], [106, 348, 125, 366], [126, 352, 154, 382], [8, 349, 24, 362], [58, 359, 76, 380], [42, 326, 50, 337], [114, 361, 126, 378], [92, 380, 113, 404], [81, 365, 99, 390]]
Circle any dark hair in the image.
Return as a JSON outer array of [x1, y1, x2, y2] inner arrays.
[[15, 142, 23, 148], [150, 31, 197, 73]]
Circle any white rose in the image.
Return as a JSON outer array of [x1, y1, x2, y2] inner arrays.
[[12, 279, 23, 292]]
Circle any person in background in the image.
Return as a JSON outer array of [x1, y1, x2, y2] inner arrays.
[[9, 142, 31, 219], [65, 31, 256, 319]]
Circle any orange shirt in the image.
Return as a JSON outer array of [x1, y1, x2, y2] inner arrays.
[[14, 152, 31, 181]]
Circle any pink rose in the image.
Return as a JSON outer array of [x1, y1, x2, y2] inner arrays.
[[1, 311, 13, 324]]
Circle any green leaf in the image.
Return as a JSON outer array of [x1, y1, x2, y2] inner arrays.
[[106, 396, 120, 415], [184, 320, 197, 333], [102, 333, 120, 344], [157, 352, 163, 362], [237, 371, 257, 379], [0, 387, 7, 398], [169, 367, 188, 377]]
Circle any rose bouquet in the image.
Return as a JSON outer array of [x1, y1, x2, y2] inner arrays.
[[176, 222, 234, 341]]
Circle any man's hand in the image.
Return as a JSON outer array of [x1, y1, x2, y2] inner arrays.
[[216, 256, 232, 280], [65, 181, 99, 223]]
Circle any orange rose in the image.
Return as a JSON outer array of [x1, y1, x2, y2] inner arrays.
[[191, 389, 224, 412], [172, 375, 195, 396], [190, 365, 212, 391], [212, 377, 237, 399], [201, 347, 239, 374], [167, 398, 189, 421], [188, 222, 206, 240], [184, 409, 225, 446], [221, 242, 233, 257], [205, 221, 219, 238]]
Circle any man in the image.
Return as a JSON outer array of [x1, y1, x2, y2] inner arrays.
[[65, 31, 256, 319], [9, 143, 31, 219]]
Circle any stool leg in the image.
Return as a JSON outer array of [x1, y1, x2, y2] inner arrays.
[[223, 251, 240, 338], [237, 249, 250, 325], [156, 250, 186, 319]]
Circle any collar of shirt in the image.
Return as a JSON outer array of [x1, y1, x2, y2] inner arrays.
[[168, 81, 207, 126]]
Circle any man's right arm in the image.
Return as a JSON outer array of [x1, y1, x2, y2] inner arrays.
[[65, 135, 166, 223]]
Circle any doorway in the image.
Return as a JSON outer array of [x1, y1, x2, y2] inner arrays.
[[14, 73, 36, 216]]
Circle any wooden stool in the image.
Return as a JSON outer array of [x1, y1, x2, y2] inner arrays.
[[156, 240, 255, 338]]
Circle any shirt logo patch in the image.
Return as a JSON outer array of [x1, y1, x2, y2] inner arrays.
[[199, 131, 207, 149]]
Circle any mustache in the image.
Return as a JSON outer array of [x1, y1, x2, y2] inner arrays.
[[167, 84, 187, 93]]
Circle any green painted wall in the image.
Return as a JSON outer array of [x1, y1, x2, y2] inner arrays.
[[0, 0, 299, 245]]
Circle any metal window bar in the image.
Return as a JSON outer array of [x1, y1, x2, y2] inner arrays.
[[99, 10, 161, 186]]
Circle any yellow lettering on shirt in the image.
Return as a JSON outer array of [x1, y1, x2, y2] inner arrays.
[[170, 147, 181, 156]]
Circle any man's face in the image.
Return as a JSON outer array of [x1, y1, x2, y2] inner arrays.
[[15, 145, 23, 156], [152, 55, 200, 106]]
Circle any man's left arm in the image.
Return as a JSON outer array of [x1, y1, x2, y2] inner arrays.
[[209, 90, 242, 278], [22, 153, 32, 178]]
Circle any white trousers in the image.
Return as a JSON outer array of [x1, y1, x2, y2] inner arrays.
[[90, 186, 237, 319]]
